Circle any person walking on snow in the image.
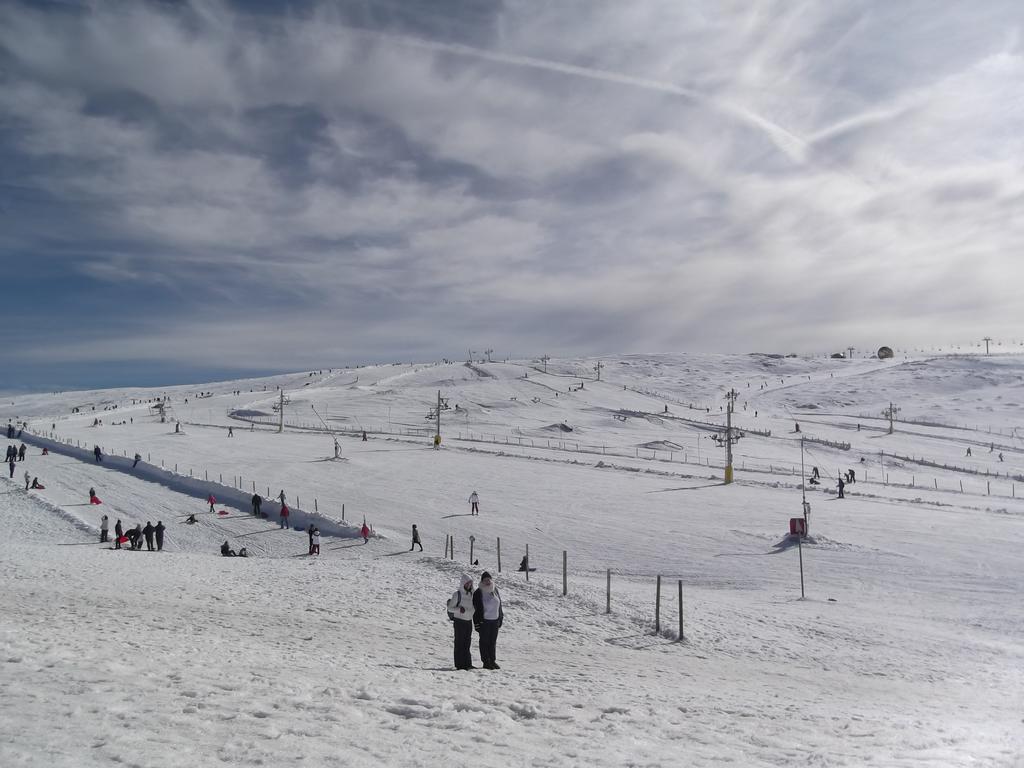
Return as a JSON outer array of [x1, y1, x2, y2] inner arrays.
[[837, 477, 846, 499], [410, 524, 423, 551], [228, 426, 233, 437], [279, 504, 290, 529], [307, 524, 316, 555], [447, 574, 476, 670], [311, 527, 320, 556], [18, 443, 26, 461], [360, 522, 370, 544], [24, 470, 30, 490], [8, 459, 15, 478], [133, 452, 141, 468], [114, 519, 123, 549], [143, 522, 155, 551], [999, 452, 1005, 462], [251, 493, 262, 516], [473, 572, 504, 670], [93, 445, 102, 463], [155, 521, 165, 551], [100, 515, 109, 543], [207, 494, 216, 513], [278, 490, 287, 506], [469, 491, 479, 516]]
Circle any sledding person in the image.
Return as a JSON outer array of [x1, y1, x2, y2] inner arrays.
[[473, 572, 504, 670], [185, 514, 197, 525], [251, 493, 262, 516], [360, 522, 370, 544], [207, 494, 216, 513], [143, 522, 155, 551], [469, 491, 479, 515], [410, 524, 423, 552], [154, 521, 165, 551], [100, 515, 109, 543], [133, 452, 141, 468], [114, 519, 123, 549], [837, 477, 845, 499], [128, 524, 142, 550], [447, 573, 476, 670], [221, 541, 236, 557], [518, 555, 529, 572], [30, 477, 43, 489]]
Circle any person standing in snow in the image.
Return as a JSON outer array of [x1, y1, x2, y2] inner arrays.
[[132, 452, 141, 468], [837, 477, 845, 499], [93, 445, 102, 463], [307, 524, 316, 555], [473, 572, 504, 670], [278, 490, 287, 505], [228, 426, 233, 437], [207, 494, 216, 513], [100, 515, 109, 543], [360, 522, 370, 544], [410, 524, 423, 552], [143, 522, 155, 551], [24, 470, 30, 490], [154, 521, 165, 551], [114, 519, 123, 549], [279, 504, 290, 529], [251, 493, 262, 516], [447, 574, 476, 670], [311, 527, 320, 556], [18, 443, 26, 461], [8, 458, 15, 478], [469, 491, 479, 516], [966, 447, 972, 457]]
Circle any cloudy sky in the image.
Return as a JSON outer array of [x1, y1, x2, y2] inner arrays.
[[1, 0, 1022, 389]]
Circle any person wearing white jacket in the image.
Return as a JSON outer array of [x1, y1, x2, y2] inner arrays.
[[473, 572, 504, 670], [468, 491, 479, 516], [446, 573, 476, 670]]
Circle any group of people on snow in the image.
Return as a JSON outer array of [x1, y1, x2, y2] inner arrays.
[[446, 572, 505, 670], [5, 443, 26, 463], [106, 515, 165, 551]]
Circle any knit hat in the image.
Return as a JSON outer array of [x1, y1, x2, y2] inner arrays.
[[481, 571, 492, 580]]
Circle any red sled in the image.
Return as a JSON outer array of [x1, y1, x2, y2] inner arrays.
[[217, 510, 229, 516], [118, 535, 129, 544], [90, 497, 103, 505]]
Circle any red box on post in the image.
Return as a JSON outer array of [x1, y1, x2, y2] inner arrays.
[[790, 517, 806, 536]]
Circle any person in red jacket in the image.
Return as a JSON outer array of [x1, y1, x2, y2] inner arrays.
[[360, 522, 370, 544], [279, 504, 290, 529], [207, 494, 216, 513]]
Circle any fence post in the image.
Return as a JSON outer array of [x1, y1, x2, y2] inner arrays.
[[497, 537, 501, 572], [252, 481, 256, 492], [678, 580, 684, 641], [988, 481, 991, 495], [525, 544, 529, 581], [934, 478, 937, 489], [469, 537, 475, 565], [451, 535, 454, 561], [960, 480, 964, 493], [175, 463, 178, 473], [205, 470, 208, 481], [342, 503, 346, 522], [655, 575, 661, 633], [444, 534, 449, 559], [562, 550, 567, 596], [606, 569, 611, 614], [189, 468, 193, 477]]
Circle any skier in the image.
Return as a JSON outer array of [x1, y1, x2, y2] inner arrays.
[[207, 494, 216, 513], [410, 524, 423, 552], [132, 452, 141, 468], [837, 477, 845, 499], [279, 504, 290, 529], [311, 527, 320, 556], [360, 522, 370, 544], [143, 522, 155, 551], [469, 491, 479, 516], [114, 519, 123, 549], [100, 514, 109, 543], [473, 572, 504, 670], [447, 573, 476, 670], [154, 521, 165, 551], [93, 445, 102, 463], [251, 493, 262, 516]]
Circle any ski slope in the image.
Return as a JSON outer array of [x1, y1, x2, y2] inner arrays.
[[1, 353, 1022, 767]]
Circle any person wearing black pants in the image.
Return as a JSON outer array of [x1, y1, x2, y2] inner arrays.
[[447, 574, 475, 670], [251, 493, 262, 516], [154, 521, 165, 551], [410, 524, 423, 551], [143, 522, 155, 551], [473, 572, 504, 670], [114, 519, 123, 550]]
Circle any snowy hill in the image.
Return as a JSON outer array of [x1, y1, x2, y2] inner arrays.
[[1, 353, 1022, 767]]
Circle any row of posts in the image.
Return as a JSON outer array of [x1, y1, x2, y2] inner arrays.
[[442, 535, 685, 640]]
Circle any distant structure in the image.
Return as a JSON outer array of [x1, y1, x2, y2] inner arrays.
[[830, 352, 845, 359], [877, 346, 894, 359]]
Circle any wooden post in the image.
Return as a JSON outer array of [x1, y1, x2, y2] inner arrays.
[[988, 481, 991, 495], [497, 537, 501, 572], [470, 537, 474, 565], [525, 544, 529, 581], [205, 470, 208, 481], [562, 550, 567, 596], [444, 534, 450, 559], [678, 580, 684, 641], [960, 480, 964, 493], [798, 534, 806, 599], [315, 498, 318, 512], [655, 575, 661, 633], [342, 503, 345, 522], [606, 569, 611, 614]]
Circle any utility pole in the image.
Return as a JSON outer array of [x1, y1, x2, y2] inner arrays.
[[983, 337, 993, 355], [800, 435, 810, 535], [847, 346, 855, 360], [594, 360, 603, 381], [435, 390, 441, 447], [882, 401, 900, 435], [278, 388, 284, 434], [724, 388, 739, 484], [541, 355, 550, 373]]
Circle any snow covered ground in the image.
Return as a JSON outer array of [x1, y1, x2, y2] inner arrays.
[[1, 353, 1022, 766]]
